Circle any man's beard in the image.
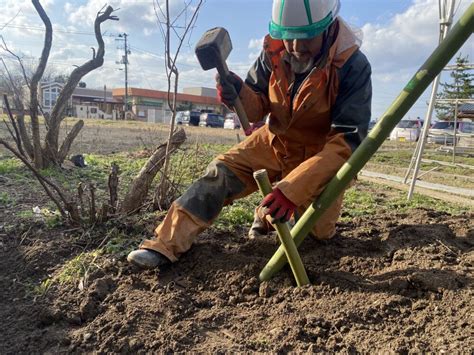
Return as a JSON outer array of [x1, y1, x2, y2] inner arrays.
[[289, 55, 315, 74]]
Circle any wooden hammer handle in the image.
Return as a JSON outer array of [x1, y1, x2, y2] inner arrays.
[[217, 61, 251, 132]]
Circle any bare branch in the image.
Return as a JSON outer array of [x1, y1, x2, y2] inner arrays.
[[0, 9, 21, 31], [89, 183, 97, 224], [0, 35, 31, 88], [3, 94, 25, 156], [0, 58, 24, 108], [108, 162, 120, 211], [120, 128, 186, 214]]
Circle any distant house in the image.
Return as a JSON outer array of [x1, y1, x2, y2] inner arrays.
[[36, 82, 122, 119], [183, 87, 217, 98], [459, 102, 474, 120], [40, 82, 63, 113], [112, 87, 224, 123], [71, 87, 122, 119]]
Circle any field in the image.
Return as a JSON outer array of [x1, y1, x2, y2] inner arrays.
[[0, 118, 473, 352]]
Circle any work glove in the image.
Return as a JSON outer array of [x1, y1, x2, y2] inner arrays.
[[260, 188, 297, 224], [216, 72, 243, 107]]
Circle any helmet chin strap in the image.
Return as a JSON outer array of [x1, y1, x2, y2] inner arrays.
[[314, 18, 339, 69]]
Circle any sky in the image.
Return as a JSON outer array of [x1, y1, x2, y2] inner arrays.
[[0, 0, 472, 120]]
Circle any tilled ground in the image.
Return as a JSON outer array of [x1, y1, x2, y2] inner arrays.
[[1, 204, 472, 353]]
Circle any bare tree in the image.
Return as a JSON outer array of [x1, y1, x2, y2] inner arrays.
[[0, 1, 197, 225], [0, 0, 118, 169], [152, 0, 204, 209]]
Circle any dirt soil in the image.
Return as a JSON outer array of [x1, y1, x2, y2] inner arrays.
[[1, 121, 472, 352], [1, 201, 473, 353]]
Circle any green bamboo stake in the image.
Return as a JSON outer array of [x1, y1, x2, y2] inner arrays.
[[260, 4, 474, 282], [253, 169, 310, 286]]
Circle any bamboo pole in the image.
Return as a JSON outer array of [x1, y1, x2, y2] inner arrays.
[[260, 4, 474, 281], [253, 170, 310, 286]]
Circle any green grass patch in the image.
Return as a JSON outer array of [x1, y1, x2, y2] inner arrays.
[[214, 193, 261, 231], [32, 250, 102, 296], [341, 181, 469, 221], [385, 192, 469, 215], [340, 186, 379, 221], [0, 191, 14, 206], [56, 250, 102, 285], [0, 158, 25, 175]]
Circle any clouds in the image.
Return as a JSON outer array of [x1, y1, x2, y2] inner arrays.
[[65, 0, 156, 36], [359, 0, 472, 118], [1, 0, 472, 119], [361, 0, 439, 74]]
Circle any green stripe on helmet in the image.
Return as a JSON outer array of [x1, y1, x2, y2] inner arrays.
[[278, 0, 285, 25], [269, 11, 334, 40], [303, 0, 313, 25]]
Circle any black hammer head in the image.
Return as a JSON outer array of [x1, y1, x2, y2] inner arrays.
[[195, 27, 232, 71]]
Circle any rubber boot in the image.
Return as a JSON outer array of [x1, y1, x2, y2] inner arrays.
[[127, 249, 171, 269], [248, 208, 272, 239]]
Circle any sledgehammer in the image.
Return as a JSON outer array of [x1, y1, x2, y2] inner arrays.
[[195, 27, 251, 133]]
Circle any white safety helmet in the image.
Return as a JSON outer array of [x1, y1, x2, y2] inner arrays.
[[269, 0, 340, 40]]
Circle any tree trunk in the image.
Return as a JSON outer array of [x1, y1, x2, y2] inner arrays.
[[30, 0, 53, 169], [58, 120, 84, 163], [120, 128, 186, 214], [16, 114, 34, 159], [42, 5, 118, 166]]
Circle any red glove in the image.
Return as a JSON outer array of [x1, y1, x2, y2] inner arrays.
[[216, 72, 243, 107], [260, 188, 296, 223]]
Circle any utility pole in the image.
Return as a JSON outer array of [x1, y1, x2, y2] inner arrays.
[[116, 33, 131, 114], [103, 84, 106, 118]]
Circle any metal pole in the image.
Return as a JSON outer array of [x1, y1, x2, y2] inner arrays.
[[406, 0, 456, 199], [453, 99, 458, 163], [259, 4, 474, 282], [124, 33, 129, 114]]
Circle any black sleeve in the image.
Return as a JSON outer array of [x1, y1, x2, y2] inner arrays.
[[332, 49, 372, 152], [244, 50, 273, 95]]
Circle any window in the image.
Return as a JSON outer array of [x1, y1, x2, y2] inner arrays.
[[461, 122, 473, 134], [45, 99, 50, 106], [90, 108, 97, 114], [397, 120, 418, 129], [432, 121, 453, 129]]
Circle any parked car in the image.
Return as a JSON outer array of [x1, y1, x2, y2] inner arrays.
[[459, 121, 474, 134], [176, 111, 185, 125], [223, 113, 241, 130], [389, 119, 422, 142], [199, 112, 224, 128], [179, 110, 201, 126], [457, 121, 474, 149], [427, 121, 459, 145]]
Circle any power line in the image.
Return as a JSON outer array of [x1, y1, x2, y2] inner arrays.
[[0, 23, 118, 37]]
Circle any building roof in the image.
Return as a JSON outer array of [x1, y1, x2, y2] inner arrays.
[[73, 87, 113, 99], [112, 87, 221, 106], [459, 103, 474, 113]]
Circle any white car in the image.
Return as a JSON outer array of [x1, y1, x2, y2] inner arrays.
[[389, 119, 422, 142], [223, 113, 241, 130]]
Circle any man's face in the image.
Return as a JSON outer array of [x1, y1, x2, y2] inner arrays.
[[282, 36, 324, 62]]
